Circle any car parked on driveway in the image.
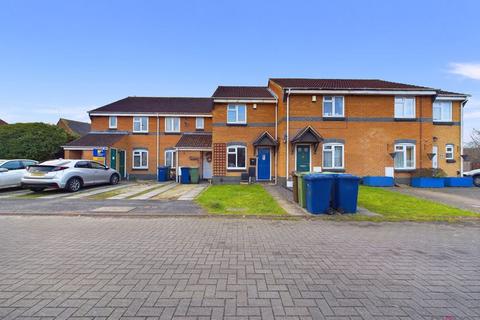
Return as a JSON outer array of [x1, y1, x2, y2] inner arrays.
[[464, 169, 480, 187], [21, 159, 120, 192], [0, 159, 39, 189]]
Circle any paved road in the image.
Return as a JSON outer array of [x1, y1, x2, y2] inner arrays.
[[1, 216, 479, 319]]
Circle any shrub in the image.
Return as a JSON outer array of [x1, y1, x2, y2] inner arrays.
[[412, 168, 447, 178]]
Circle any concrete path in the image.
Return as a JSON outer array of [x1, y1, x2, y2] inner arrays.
[[66, 183, 130, 199], [263, 184, 307, 216], [0, 189, 31, 199], [177, 184, 208, 200], [108, 184, 159, 200], [129, 181, 176, 200], [1, 216, 479, 319]]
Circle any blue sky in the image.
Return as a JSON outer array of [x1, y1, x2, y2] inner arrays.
[[0, 0, 479, 142]]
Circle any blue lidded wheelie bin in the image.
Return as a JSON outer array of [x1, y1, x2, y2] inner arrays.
[[304, 174, 335, 214], [157, 166, 170, 182], [334, 175, 360, 213], [180, 167, 191, 184]]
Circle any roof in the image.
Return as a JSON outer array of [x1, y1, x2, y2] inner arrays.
[[57, 118, 91, 136], [212, 86, 275, 99], [0, 119, 7, 125], [64, 133, 126, 148], [90, 97, 213, 114], [270, 78, 434, 91], [175, 133, 212, 149], [436, 90, 469, 97], [253, 131, 278, 147]]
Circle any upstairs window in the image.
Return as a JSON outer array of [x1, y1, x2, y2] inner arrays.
[[165, 117, 180, 132], [394, 143, 415, 169], [394, 97, 416, 119], [133, 117, 148, 133], [165, 150, 176, 167], [323, 143, 344, 169], [227, 104, 247, 124], [433, 101, 452, 122], [133, 149, 148, 169], [445, 144, 454, 160], [227, 146, 246, 169], [196, 117, 204, 130], [323, 96, 344, 117], [109, 116, 117, 129]]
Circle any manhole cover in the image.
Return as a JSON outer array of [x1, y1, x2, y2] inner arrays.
[[91, 206, 135, 213]]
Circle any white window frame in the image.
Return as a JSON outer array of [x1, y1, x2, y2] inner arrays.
[[227, 104, 247, 124], [165, 150, 177, 168], [226, 145, 247, 170], [132, 149, 148, 169], [109, 116, 117, 129], [322, 143, 344, 169], [445, 144, 454, 160], [394, 97, 416, 119], [133, 116, 148, 133], [165, 117, 180, 133], [196, 117, 204, 130], [394, 143, 416, 170], [433, 101, 452, 122], [323, 96, 345, 117]]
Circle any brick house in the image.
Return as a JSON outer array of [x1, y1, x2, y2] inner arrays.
[[64, 78, 468, 184]]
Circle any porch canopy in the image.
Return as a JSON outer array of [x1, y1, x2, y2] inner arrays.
[[63, 132, 127, 149], [253, 131, 279, 147], [175, 133, 212, 151], [290, 126, 323, 152]]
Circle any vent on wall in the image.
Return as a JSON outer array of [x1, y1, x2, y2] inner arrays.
[[312, 95, 317, 102]]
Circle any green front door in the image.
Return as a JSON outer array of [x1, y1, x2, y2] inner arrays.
[[118, 150, 126, 178], [296, 145, 310, 172], [110, 148, 117, 170]]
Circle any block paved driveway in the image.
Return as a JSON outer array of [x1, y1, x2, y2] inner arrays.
[[1, 217, 480, 319]]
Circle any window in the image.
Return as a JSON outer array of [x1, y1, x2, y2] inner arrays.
[[22, 160, 37, 167], [227, 146, 246, 169], [165, 117, 180, 132], [196, 117, 204, 130], [1, 161, 24, 170], [133, 117, 148, 132], [323, 96, 344, 117], [165, 150, 176, 167], [433, 101, 452, 122], [322, 143, 344, 169], [133, 149, 148, 169], [90, 162, 106, 170], [75, 161, 90, 168], [109, 116, 117, 129], [446, 144, 454, 160], [394, 97, 416, 118], [394, 144, 416, 169], [227, 104, 247, 124]]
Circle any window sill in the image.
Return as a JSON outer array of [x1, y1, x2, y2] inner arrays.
[[446, 159, 456, 163], [394, 118, 416, 122], [227, 168, 247, 172], [132, 132, 149, 135], [195, 128, 205, 131], [108, 128, 117, 130], [132, 168, 149, 171], [226, 123, 247, 126], [323, 117, 345, 121], [433, 121, 454, 126], [322, 168, 345, 172], [394, 168, 416, 172], [164, 132, 181, 135]]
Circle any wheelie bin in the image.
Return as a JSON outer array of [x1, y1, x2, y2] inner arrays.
[[333, 175, 360, 213], [157, 166, 170, 182], [180, 167, 191, 184], [297, 172, 308, 208], [304, 174, 335, 214], [189, 167, 200, 184], [292, 172, 299, 203]]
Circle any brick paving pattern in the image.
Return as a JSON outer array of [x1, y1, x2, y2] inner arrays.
[[0, 216, 480, 319]]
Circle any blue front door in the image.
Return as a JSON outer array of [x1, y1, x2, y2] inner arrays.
[[257, 148, 271, 180]]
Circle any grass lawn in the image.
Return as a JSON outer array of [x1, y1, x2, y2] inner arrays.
[[355, 186, 478, 222], [196, 185, 287, 215]]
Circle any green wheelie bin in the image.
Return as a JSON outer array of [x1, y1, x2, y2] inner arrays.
[[189, 167, 200, 184], [297, 172, 308, 208]]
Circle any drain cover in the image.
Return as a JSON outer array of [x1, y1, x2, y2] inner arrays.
[[91, 206, 135, 213]]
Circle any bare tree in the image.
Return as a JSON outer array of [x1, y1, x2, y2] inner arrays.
[[471, 129, 480, 149]]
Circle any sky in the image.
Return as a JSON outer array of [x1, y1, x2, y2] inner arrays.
[[0, 0, 479, 142]]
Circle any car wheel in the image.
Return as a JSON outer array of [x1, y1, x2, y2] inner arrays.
[[30, 187, 45, 192], [110, 173, 120, 185], [66, 177, 82, 192], [474, 175, 480, 187]]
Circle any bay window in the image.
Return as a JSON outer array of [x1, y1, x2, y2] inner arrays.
[[322, 143, 344, 169], [394, 144, 415, 169], [323, 96, 344, 117], [394, 97, 416, 119], [227, 145, 246, 169], [433, 101, 452, 122]]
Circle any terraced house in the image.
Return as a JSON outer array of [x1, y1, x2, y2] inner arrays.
[[64, 78, 469, 185]]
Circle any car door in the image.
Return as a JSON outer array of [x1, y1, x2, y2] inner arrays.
[[89, 161, 110, 184], [74, 161, 95, 185], [0, 161, 26, 187]]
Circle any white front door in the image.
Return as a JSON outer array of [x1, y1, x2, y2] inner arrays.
[[202, 152, 213, 179], [432, 146, 438, 168]]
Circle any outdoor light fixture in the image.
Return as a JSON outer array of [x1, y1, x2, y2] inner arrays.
[[427, 153, 435, 160], [389, 152, 397, 159]]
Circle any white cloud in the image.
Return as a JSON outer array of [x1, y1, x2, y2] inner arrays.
[[449, 62, 480, 80]]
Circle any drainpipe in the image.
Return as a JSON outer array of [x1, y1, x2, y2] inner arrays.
[[460, 98, 468, 176], [156, 114, 160, 171], [176, 148, 179, 182], [274, 96, 278, 184], [286, 89, 291, 184]]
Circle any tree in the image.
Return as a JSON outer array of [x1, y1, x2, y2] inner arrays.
[[0, 122, 75, 162], [471, 128, 480, 149]]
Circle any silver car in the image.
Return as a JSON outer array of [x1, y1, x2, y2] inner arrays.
[[464, 168, 480, 187], [21, 159, 120, 192], [0, 159, 39, 189]]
